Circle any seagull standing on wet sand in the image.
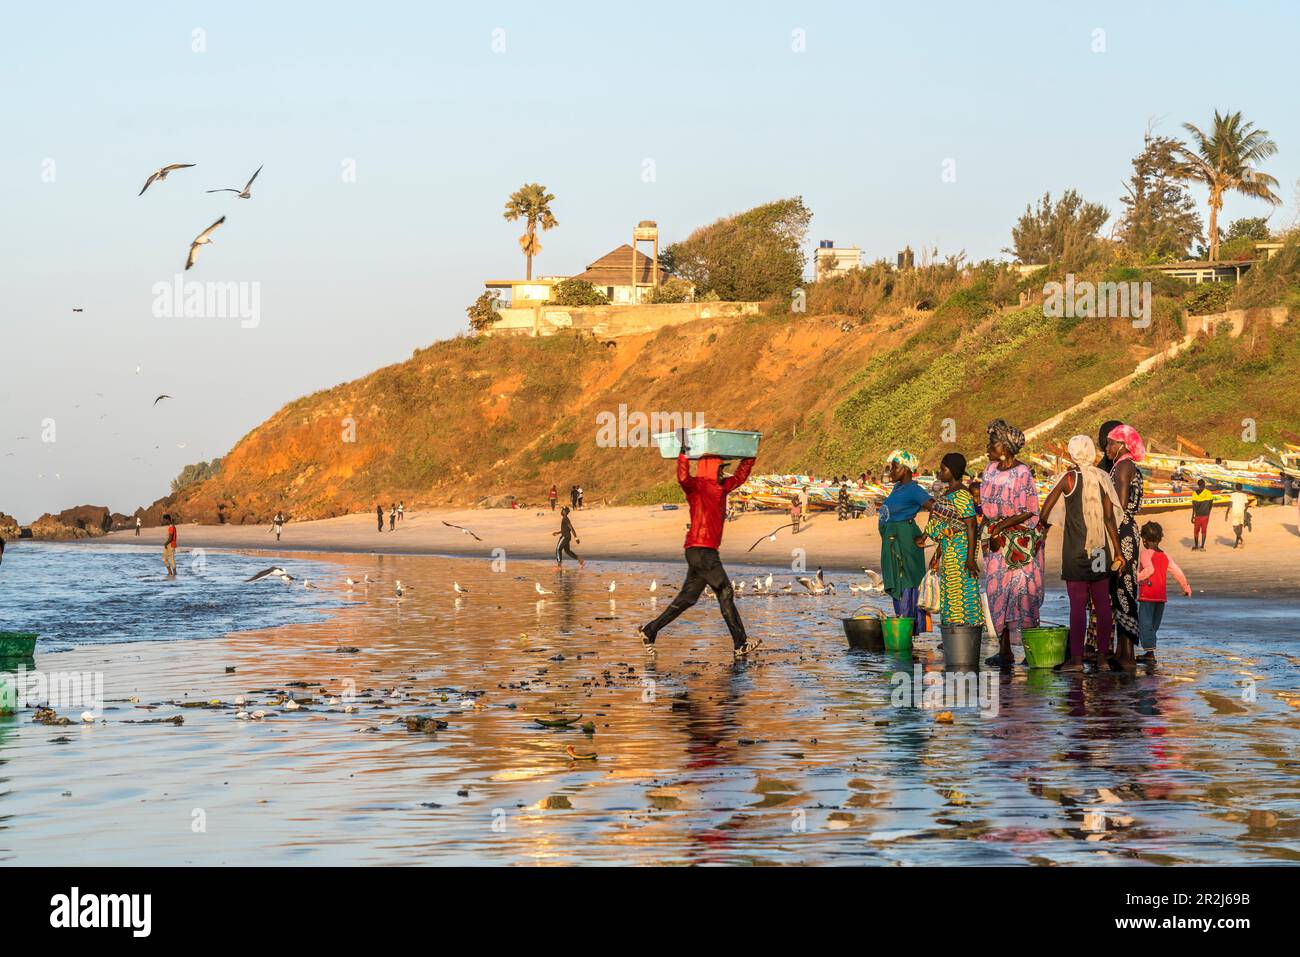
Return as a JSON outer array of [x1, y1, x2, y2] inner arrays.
[[185, 216, 225, 271], [206, 164, 262, 199], [139, 163, 195, 196], [453, 582, 469, 594], [535, 581, 553, 596]]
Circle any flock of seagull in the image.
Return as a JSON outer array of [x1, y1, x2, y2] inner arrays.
[[242, 563, 887, 603], [137, 161, 262, 271]]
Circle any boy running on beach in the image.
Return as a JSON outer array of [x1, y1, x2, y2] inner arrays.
[[1137, 521, 1191, 662], [638, 431, 759, 657], [552, 506, 583, 569], [162, 514, 177, 576]]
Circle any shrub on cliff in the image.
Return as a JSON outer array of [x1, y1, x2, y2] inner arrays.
[[552, 279, 609, 307], [646, 277, 693, 304], [467, 290, 502, 331], [661, 197, 811, 302], [171, 458, 222, 494]]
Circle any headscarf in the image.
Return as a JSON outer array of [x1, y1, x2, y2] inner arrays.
[[1097, 419, 1123, 471], [884, 449, 919, 472], [1106, 423, 1146, 464], [940, 451, 967, 480], [1066, 435, 1123, 557], [986, 419, 1025, 455]]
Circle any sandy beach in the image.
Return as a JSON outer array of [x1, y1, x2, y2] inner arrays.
[[106, 502, 1300, 597]]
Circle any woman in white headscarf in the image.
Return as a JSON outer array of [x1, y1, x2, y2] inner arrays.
[[1038, 435, 1124, 672]]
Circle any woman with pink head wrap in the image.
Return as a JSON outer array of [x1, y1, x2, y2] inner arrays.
[[1103, 422, 1145, 670]]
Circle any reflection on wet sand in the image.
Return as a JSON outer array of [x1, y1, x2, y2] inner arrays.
[[1, 550, 1297, 865]]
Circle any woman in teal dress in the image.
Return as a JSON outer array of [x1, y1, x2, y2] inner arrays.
[[917, 452, 982, 624]]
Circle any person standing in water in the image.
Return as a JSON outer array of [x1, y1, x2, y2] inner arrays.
[[1137, 520, 1191, 663], [914, 452, 982, 627], [377, 504, 384, 533], [552, 505, 583, 569], [638, 432, 758, 657], [1104, 423, 1146, 671], [162, 514, 178, 576]]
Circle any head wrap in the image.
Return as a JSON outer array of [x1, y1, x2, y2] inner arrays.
[[1066, 435, 1123, 557], [884, 449, 919, 472], [1107, 423, 1146, 464], [940, 451, 967, 480], [986, 419, 1025, 455]]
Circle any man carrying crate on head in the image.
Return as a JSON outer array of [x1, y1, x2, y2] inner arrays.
[[639, 429, 760, 658]]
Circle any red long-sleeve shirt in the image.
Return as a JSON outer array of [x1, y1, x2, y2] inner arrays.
[[678, 454, 755, 550]]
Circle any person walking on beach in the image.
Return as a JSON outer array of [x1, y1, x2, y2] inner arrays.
[[548, 484, 558, 511], [979, 420, 1045, 666], [1104, 423, 1146, 671], [789, 496, 803, 534], [1190, 480, 1214, 550], [1038, 435, 1124, 672], [389, 504, 397, 531], [552, 505, 583, 569], [569, 485, 578, 509], [398, 501, 405, 522], [377, 504, 384, 533], [1137, 521, 1191, 663], [135, 515, 142, 537], [272, 511, 285, 542], [576, 485, 585, 510], [162, 514, 178, 576], [638, 432, 758, 657], [1226, 484, 1250, 549]]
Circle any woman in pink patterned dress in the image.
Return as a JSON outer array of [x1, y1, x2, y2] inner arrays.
[[979, 419, 1045, 666]]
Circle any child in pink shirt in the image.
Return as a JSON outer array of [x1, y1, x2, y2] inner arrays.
[[1136, 521, 1191, 661]]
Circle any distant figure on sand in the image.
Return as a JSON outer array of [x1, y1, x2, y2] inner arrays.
[[398, 501, 405, 522], [576, 485, 585, 509], [272, 511, 284, 542], [570, 485, 578, 509], [135, 516, 142, 537], [377, 504, 384, 532], [638, 431, 759, 657], [548, 484, 558, 511], [389, 504, 397, 531], [789, 496, 803, 533], [162, 514, 178, 576], [552, 506, 583, 569], [1227, 484, 1250, 549], [1190, 480, 1214, 550]]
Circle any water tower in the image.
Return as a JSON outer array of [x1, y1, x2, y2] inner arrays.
[[632, 220, 660, 300]]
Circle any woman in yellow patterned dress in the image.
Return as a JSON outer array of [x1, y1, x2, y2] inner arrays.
[[916, 453, 982, 624]]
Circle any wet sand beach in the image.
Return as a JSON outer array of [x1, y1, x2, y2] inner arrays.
[[3, 549, 1298, 866]]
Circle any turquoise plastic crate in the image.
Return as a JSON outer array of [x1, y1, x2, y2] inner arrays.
[[653, 427, 761, 460]]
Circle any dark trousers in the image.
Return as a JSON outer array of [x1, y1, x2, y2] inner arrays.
[[555, 537, 579, 564], [644, 547, 747, 647], [1068, 578, 1112, 658]]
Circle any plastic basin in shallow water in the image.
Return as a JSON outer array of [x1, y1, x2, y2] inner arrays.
[[881, 617, 914, 653], [940, 623, 984, 671], [841, 610, 884, 651], [1021, 626, 1068, 669]]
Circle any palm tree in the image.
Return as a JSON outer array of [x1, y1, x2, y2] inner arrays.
[[503, 184, 558, 280], [1174, 111, 1281, 261]]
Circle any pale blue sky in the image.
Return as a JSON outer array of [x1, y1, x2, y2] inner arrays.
[[2, 1, 1297, 522]]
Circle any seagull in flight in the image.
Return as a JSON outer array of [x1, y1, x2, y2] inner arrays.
[[185, 216, 225, 271], [441, 521, 483, 542], [245, 566, 292, 583], [153, 394, 171, 406], [859, 568, 885, 594], [139, 163, 195, 196], [206, 164, 262, 199]]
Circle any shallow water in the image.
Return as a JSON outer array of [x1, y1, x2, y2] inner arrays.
[[1, 547, 1298, 865]]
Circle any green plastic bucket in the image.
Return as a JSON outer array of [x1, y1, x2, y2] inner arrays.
[[0, 633, 36, 658], [1022, 625, 1068, 669], [881, 616, 914, 653]]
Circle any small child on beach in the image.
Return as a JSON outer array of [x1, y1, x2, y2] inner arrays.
[[789, 497, 803, 534], [1137, 521, 1191, 662]]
